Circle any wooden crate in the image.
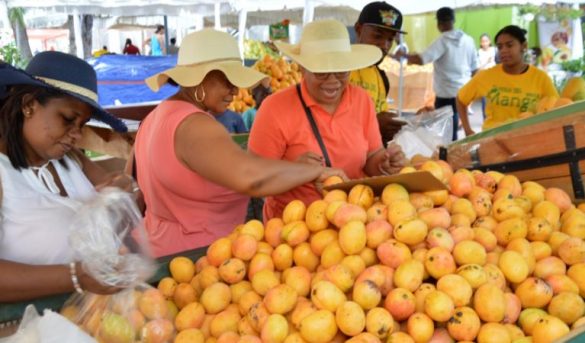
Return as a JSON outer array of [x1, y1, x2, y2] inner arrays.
[[445, 101, 585, 201]]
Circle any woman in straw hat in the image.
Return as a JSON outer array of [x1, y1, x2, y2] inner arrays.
[[0, 51, 131, 301], [136, 29, 346, 257], [249, 19, 408, 220]]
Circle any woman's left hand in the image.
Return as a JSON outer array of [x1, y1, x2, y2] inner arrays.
[[378, 143, 408, 175]]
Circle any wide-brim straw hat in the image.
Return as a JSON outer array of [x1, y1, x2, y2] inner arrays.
[[146, 29, 268, 92], [0, 51, 127, 132], [275, 19, 382, 73]]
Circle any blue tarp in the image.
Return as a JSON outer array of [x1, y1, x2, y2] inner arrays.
[[87, 54, 178, 106]]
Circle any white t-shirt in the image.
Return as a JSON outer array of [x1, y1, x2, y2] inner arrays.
[[478, 46, 497, 70], [0, 153, 96, 265], [420, 29, 478, 98]]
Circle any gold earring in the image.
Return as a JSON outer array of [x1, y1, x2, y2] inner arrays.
[[194, 86, 206, 103], [23, 110, 32, 117]]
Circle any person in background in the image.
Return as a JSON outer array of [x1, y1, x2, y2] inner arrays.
[[123, 38, 140, 55], [92, 46, 109, 58], [351, 1, 407, 146], [242, 78, 272, 131], [168, 38, 179, 55], [134, 29, 346, 257], [477, 33, 497, 118], [529, 46, 542, 66], [398, 7, 478, 141], [146, 25, 166, 56], [216, 109, 248, 133], [0, 52, 131, 302], [478, 33, 497, 70], [457, 25, 558, 136], [249, 19, 407, 221]]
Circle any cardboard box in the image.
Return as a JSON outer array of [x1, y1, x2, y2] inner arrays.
[[324, 171, 446, 195]]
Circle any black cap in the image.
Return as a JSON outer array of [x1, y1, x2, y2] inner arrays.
[[357, 2, 407, 34], [436, 7, 455, 22]]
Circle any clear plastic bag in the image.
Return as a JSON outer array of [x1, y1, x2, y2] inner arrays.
[[393, 106, 454, 159], [69, 187, 154, 288], [59, 188, 172, 342], [61, 284, 175, 343]]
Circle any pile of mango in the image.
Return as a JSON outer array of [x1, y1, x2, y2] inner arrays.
[[227, 88, 256, 113], [142, 157, 585, 343], [228, 56, 302, 113], [519, 77, 585, 119], [253, 55, 301, 92]]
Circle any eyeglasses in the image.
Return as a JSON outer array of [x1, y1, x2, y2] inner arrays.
[[313, 72, 350, 80]]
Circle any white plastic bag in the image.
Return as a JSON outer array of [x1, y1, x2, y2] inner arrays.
[[0, 305, 95, 343], [394, 106, 454, 159]]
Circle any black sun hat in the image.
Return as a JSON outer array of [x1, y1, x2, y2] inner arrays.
[[357, 1, 407, 34], [0, 51, 127, 132]]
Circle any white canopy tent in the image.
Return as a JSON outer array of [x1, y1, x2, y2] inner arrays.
[[2, 0, 583, 57]]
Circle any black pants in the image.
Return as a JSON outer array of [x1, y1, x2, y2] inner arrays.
[[435, 97, 458, 141]]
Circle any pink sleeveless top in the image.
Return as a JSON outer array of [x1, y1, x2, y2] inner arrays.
[[134, 100, 249, 257]]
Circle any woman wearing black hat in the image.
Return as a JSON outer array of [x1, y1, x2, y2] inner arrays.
[[0, 52, 130, 301]]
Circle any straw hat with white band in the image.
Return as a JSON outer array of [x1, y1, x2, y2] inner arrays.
[[0, 51, 127, 132], [275, 19, 382, 73], [146, 29, 268, 92]]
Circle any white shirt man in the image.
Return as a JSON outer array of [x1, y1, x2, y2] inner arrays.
[[399, 7, 478, 141]]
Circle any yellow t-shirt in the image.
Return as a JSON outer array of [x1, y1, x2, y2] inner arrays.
[[350, 65, 389, 113], [458, 64, 558, 129], [92, 49, 108, 57]]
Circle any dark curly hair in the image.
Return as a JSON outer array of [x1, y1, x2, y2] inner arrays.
[[495, 25, 527, 44]]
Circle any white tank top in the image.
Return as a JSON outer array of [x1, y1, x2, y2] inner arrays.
[[0, 153, 96, 265]]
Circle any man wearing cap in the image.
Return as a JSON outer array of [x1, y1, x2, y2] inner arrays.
[[398, 7, 478, 141], [351, 1, 407, 146]]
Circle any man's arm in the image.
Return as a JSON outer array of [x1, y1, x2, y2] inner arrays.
[[394, 50, 424, 65], [402, 37, 445, 66], [406, 54, 424, 65]]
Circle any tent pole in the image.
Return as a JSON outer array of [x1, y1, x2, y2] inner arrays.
[[302, 0, 315, 25], [573, 3, 584, 60], [214, 2, 221, 29], [163, 15, 169, 55], [238, 7, 247, 60], [397, 33, 405, 117], [0, 0, 9, 30], [72, 9, 84, 59]]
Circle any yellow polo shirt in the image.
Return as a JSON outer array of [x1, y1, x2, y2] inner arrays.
[[350, 65, 389, 113], [458, 64, 558, 129]]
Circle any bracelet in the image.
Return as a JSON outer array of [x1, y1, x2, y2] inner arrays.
[[69, 262, 84, 294]]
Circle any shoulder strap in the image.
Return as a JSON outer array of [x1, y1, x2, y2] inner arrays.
[[295, 84, 332, 167]]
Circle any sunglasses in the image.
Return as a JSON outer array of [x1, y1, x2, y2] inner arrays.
[[313, 72, 350, 80]]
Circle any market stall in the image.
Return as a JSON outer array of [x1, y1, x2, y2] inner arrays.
[[3, 2, 585, 342]]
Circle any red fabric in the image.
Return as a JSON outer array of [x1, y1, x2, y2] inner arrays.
[[123, 44, 140, 55]]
